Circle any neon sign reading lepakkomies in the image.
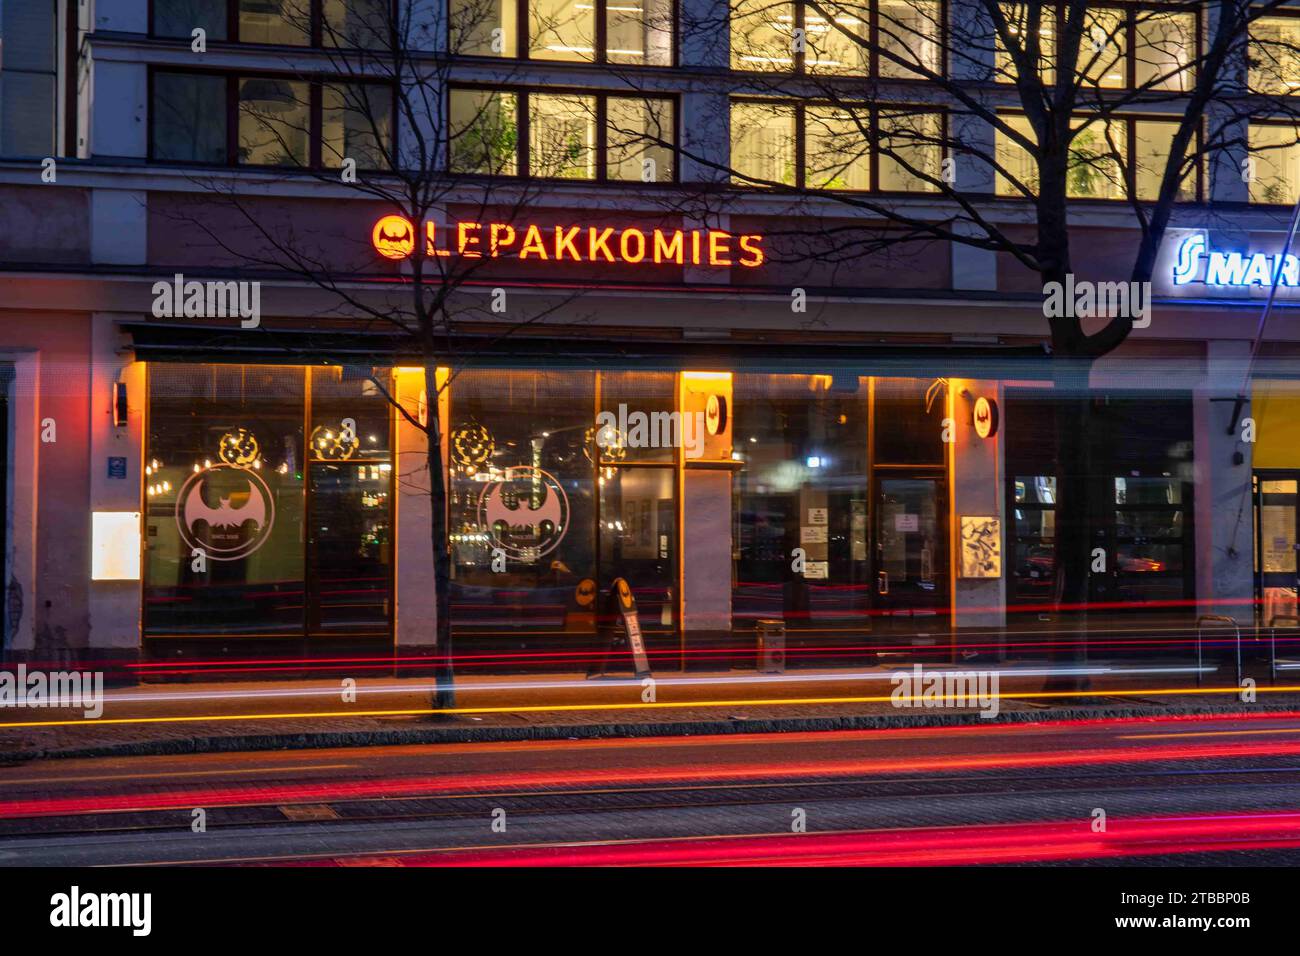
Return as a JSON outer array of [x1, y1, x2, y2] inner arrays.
[[371, 215, 765, 268]]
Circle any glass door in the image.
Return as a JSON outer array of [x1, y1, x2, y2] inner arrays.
[[307, 461, 392, 635], [1256, 473, 1299, 628], [598, 466, 677, 643], [873, 475, 948, 637]]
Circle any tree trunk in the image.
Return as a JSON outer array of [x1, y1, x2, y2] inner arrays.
[[424, 360, 455, 709]]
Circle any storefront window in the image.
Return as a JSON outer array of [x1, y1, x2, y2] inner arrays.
[[1113, 475, 1186, 602], [733, 374, 871, 627], [145, 365, 306, 636], [1012, 475, 1056, 603], [448, 370, 598, 635], [144, 364, 394, 637]]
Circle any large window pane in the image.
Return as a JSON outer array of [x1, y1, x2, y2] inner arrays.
[[322, 83, 393, 170], [153, 72, 228, 163], [995, 3, 1055, 86], [606, 96, 675, 182], [323, 0, 391, 49], [732, 0, 794, 71], [731, 101, 796, 185], [530, 0, 597, 61], [449, 89, 520, 175], [805, 2, 868, 76], [1134, 119, 1194, 202], [448, 370, 597, 636], [878, 108, 942, 192], [805, 106, 870, 190], [878, 0, 941, 78], [238, 0, 311, 45], [529, 93, 597, 179], [450, 0, 519, 56], [1066, 117, 1125, 199], [1078, 6, 1125, 89], [1135, 10, 1195, 92], [238, 77, 311, 166], [607, 0, 673, 65], [153, 0, 229, 40], [145, 365, 306, 636], [1251, 16, 1300, 95], [1249, 124, 1300, 205]]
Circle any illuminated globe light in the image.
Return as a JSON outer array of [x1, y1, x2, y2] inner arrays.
[[218, 427, 260, 467], [310, 423, 360, 460]]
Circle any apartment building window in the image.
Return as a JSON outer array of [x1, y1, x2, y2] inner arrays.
[[151, 70, 394, 168], [995, 114, 1198, 202], [730, 100, 942, 192], [995, 4, 1196, 91], [449, 0, 673, 65], [449, 87, 676, 181], [731, 0, 941, 76], [1248, 123, 1300, 205], [151, 0, 391, 49], [1251, 15, 1300, 94], [0, 0, 59, 157]]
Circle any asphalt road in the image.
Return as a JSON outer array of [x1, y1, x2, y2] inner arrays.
[[4, 712, 1300, 865]]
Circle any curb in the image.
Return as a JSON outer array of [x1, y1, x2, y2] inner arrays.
[[11, 700, 1283, 762]]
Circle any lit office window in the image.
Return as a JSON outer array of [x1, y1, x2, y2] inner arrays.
[[732, 0, 796, 71], [152, 72, 229, 163], [1248, 124, 1300, 205], [996, 115, 1128, 200], [449, 88, 520, 175], [607, 0, 673, 64], [731, 101, 798, 185], [804, 106, 871, 190], [530, 0, 597, 60], [238, 77, 311, 166], [732, 0, 936, 75], [321, 83, 393, 170], [529, 93, 597, 179], [237, 0, 311, 45], [877, 0, 941, 78], [1251, 16, 1300, 95], [1133, 119, 1194, 202], [606, 97, 675, 182], [1135, 9, 1195, 91], [451, 0, 519, 55], [997, 4, 1195, 90], [878, 108, 942, 192]]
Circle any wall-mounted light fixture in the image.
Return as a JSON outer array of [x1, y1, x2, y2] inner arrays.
[[112, 381, 128, 428]]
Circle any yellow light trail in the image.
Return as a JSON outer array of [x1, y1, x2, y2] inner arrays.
[[1, 684, 1299, 730]]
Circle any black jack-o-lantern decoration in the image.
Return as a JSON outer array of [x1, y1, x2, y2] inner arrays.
[[372, 215, 415, 260], [218, 428, 260, 468]]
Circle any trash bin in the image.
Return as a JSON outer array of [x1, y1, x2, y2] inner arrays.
[[757, 619, 786, 674]]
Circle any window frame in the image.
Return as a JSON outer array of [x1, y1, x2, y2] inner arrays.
[[730, 0, 947, 79], [994, 109, 1204, 204], [446, 0, 680, 67], [147, 65, 398, 170], [994, 2, 1202, 92], [729, 96, 947, 194], [148, 0, 398, 48], [1246, 117, 1300, 206], [447, 82, 680, 183]]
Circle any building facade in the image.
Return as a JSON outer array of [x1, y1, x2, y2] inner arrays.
[[3, 0, 1300, 672]]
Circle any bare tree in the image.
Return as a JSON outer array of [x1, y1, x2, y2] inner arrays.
[[165, 0, 591, 706]]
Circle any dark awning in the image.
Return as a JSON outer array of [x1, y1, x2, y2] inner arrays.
[[121, 320, 1054, 379]]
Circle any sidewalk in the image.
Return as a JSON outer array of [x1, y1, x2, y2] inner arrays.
[[2, 659, 1296, 761]]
